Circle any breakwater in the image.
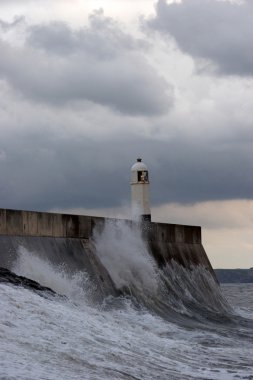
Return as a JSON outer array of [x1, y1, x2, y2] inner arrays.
[[0, 208, 216, 298]]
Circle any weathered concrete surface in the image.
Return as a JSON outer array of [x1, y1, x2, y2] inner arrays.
[[0, 209, 91, 238], [0, 208, 216, 293], [0, 209, 201, 243]]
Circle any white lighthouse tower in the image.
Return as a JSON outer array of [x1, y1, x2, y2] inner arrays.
[[131, 158, 151, 222]]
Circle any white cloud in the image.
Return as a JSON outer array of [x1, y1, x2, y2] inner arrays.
[[0, 12, 173, 116]]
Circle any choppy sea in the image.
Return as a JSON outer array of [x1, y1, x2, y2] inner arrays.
[[0, 230, 253, 380]]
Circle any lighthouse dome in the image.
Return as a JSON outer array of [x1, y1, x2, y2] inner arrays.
[[131, 158, 148, 172], [131, 158, 149, 184]]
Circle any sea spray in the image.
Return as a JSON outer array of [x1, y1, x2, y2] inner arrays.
[[161, 261, 232, 315], [12, 246, 91, 301], [92, 219, 233, 322], [9, 225, 232, 322], [93, 219, 159, 295]]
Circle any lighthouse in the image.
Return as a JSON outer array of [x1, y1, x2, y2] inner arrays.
[[131, 158, 151, 222]]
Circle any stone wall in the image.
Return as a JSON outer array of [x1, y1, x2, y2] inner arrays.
[[0, 209, 91, 238], [0, 209, 201, 244], [0, 208, 216, 287]]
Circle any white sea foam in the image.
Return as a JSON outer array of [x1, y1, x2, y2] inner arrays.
[[1, 280, 253, 380], [1, 236, 253, 379], [1, 228, 252, 380]]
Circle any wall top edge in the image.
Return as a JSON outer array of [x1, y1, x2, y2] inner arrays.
[[0, 208, 201, 230]]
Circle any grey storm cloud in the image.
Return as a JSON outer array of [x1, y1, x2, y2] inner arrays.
[[1, 117, 253, 212], [148, 0, 253, 76], [27, 11, 146, 57], [0, 12, 173, 116], [1, 6, 252, 213]]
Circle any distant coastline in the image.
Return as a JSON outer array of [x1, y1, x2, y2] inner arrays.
[[215, 268, 253, 283]]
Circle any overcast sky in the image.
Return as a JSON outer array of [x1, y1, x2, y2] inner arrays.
[[0, 0, 252, 268]]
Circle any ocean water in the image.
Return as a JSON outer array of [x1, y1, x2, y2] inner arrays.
[[0, 223, 253, 379]]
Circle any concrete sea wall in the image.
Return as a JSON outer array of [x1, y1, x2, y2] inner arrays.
[[0, 208, 215, 295]]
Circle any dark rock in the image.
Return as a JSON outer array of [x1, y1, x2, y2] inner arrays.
[[0, 266, 59, 297]]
